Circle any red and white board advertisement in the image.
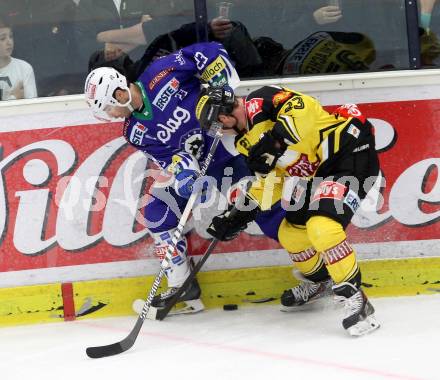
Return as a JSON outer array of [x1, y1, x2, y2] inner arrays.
[[0, 95, 439, 286]]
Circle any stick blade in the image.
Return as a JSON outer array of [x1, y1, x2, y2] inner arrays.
[[86, 342, 127, 358], [85, 318, 143, 358]]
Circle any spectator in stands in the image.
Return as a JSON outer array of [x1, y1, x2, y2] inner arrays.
[[101, 16, 233, 51], [278, 0, 408, 70], [0, 16, 37, 100], [73, 0, 194, 74], [89, 16, 262, 78], [73, 0, 150, 73], [0, 0, 78, 97], [95, 16, 234, 56], [418, 0, 440, 67], [419, 0, 437, 33], [311, 2, 343, 26], [254, 31, 376, 76]]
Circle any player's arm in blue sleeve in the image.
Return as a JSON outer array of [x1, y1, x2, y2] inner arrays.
[[177, 42, 240, 89]]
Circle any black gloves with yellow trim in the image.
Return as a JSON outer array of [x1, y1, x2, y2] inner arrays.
[[246, 130, 287, 174], [207, 197, 259, 241]]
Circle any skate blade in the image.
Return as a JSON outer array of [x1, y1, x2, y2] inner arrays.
[[280, 295, 331, 312], [167, 298, 205, 315], [132, 298, 204, 319], [347, 315, 381, 336]]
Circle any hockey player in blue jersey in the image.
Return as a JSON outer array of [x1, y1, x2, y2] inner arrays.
[[84, 42, 285, 315]]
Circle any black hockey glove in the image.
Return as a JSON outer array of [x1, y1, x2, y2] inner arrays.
[[207, 203, 259, 241], [246, 131, 287, 174]]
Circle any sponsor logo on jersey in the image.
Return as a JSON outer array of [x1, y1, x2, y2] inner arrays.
[[292, 182, 306, 203], [245, 98, 264, 122], [211, 73, 227, 87], [122, 119, 130, 140], [156, 106, 191, 143], [149, 68, 174, 90], [272, 90, 293, 107], [289, 248, 316, 263], [311, 181, 346, 203], [174, 50, 186, 66], [334, 103, 365, 122], [153, 78, 180, 111], [286, 154, 320, 177], [343, 189, 361, 213], [353, 143, 369, 153], [347, 124, 361, 138], [183, 132, 204, 159], [167, 155, 183, 174], [175, 89, 188, 100], [322, 240, 353, 265], [201, 56, 226, 82], [129, 122, 148, 145]]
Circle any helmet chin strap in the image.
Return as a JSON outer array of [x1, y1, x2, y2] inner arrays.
[[116, 87, 133, 112]]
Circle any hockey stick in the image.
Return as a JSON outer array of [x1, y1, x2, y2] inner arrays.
[[155, 181, 253, 320], [86, 124, 223, 359], [155, 238, 219, 320]]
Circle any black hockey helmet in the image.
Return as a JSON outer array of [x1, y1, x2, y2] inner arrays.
[[195, 86, 235, 130]]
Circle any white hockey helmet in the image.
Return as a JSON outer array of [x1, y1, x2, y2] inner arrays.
[[84, 67, 133, 121]]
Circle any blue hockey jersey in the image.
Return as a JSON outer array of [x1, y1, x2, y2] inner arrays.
[[123, 42, 240, 170]]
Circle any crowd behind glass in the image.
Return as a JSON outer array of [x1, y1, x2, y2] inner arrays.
[[0, 0, 438, 101]]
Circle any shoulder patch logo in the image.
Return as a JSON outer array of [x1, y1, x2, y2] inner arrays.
[[245, 98, 264, 123], [347, 124, 361, 139], [272, 90, 293, 107], [201, 56, 226, 83]]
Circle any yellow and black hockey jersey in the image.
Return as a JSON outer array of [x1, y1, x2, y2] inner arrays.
[[235, 86, 367, 209]]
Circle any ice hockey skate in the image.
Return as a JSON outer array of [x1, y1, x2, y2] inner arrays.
[[280, 271, 334, 311], [132, 276, 204, 319], [332, 282, 380, 336]]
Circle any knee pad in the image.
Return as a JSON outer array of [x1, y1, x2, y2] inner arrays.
[[306, 216, 359, 284], [151, 229, 190, 287], [278, 219, 326, 279]]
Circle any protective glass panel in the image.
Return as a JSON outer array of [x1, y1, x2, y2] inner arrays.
[[0, 0, 195, 99], [206, 0, 410, 78], [0, 1, 426, 99], [419, 0, 440, 68]]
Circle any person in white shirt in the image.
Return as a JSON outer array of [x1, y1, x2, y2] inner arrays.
[[0, 18, 37, 100]]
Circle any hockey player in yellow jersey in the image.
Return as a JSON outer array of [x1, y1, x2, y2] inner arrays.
[[197, 85, 380, 336]]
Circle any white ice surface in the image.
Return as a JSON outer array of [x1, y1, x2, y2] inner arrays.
[[0, 294, 439, 380]]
